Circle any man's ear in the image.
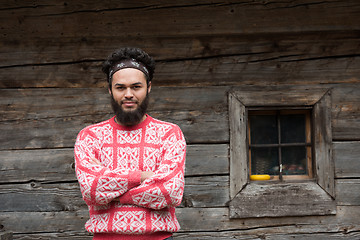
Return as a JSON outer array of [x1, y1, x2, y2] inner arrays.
[[147, 81, 152, 94], [108, 87, 112, 95]]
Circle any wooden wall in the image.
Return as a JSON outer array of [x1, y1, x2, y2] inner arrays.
[[1, 0, 360, 239]]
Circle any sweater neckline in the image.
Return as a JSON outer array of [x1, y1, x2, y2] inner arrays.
[[110, 114, 152, 131]]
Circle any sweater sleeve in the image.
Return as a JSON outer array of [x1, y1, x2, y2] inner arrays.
[[117, 126, 186, 210], [74, 128, 142, 206]]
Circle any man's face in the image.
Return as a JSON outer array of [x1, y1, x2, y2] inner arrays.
[[109, 68, 151, 126]]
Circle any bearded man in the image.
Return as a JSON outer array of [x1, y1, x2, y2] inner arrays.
[[74, 47, 186, 240]]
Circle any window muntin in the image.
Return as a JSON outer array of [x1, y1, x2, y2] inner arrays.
[[248, 110, 313, 180]]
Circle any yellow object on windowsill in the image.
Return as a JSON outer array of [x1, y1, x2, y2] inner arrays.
[[250, 175, 271, 181]]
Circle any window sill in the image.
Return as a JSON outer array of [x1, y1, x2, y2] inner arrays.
[[229, 181, 336, 218]]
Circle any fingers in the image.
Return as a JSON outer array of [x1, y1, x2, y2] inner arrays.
[[89, 157, 101, 165], [141, 171, 155, 183]]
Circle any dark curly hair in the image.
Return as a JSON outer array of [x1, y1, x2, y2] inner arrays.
[[102, 47, 155, 88]]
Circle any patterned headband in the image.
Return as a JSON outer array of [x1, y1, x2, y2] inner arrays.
[[108, 59, 150, 81]]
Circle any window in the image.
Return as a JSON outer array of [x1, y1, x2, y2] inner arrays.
[[229, 87, 336, 218], [248, 110, 313, 180]]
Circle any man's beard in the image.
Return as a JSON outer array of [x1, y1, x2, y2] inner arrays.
[[110, 93, 149, 126]]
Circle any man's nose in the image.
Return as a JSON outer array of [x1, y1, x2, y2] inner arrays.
[[124, 88, 134, 98]]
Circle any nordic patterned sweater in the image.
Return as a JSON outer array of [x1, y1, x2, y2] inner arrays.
[[74, 115, 186, 239]]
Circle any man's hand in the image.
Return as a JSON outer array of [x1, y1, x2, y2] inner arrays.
[[141, 171, 155, 183], [112, 171, 155, 202], [89, 157, 154, 183], [89, 157, 101, 165]]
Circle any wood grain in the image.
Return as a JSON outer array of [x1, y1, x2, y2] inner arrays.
[[334, 141, 360, 178], [0, 144, 228, 183], [2, 1, 359, 40], [1, 86, 360, 152], [1, 178, 358, 212], [1, 54, 359, 88], [1, 206, 360, 234], [1, 1, 360, 238]]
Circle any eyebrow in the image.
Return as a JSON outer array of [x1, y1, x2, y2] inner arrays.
[[114, 82, 143, 87]]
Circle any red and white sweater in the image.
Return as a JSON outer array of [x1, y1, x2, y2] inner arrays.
[[74, 115, 186, 239]]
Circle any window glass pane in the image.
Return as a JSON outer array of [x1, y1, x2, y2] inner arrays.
[[281, 146, 307, 175], [249, 115, 278, 144], [251, 147, 278, 175], [280, 114, 306, 143]]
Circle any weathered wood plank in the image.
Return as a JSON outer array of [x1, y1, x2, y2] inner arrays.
[[332, 87, 360, 140], [2, 206, 359, 234], [0, 232, 13, 240], [0, 181, 86, 212], [175, 232, 360, 240], [1, 177, 358, 212], [336, 179, 360, 206], [1, 31, 359, 68], [0, 114, 92, 150], [0, 88, 110, 121], [333, 142, 360, 178], [181, 176, 229, 208], [0, 87, 229, 149], [1, 55, 359, 88], [12, 230, 360, 240], [0, 144, 229, 183], [2, 0, 359, 41], [15, 232, 91, 240], [229, 92, 248, 199], [0, 148, 76, 183], [0, 110, 228, 149], [1, 85, 360, 150], [0, 87, 228, 121], [1, 141, 357, 185], [184, 144, 229, 177], [313, 90, 335, 197], [177, 206, 360, 233], [334, 141, 360, 178], [0, 176, 229, 212], [0, 210, 89, 234], [231, 86, 329, 106], [229, 182, 336, 218]]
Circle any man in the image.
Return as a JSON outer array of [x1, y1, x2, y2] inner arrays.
[[74, 47, 186, 240]]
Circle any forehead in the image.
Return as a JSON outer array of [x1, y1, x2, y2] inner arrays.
[[112, 68, 147, 85]]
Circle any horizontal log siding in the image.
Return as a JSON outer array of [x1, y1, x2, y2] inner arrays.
[[1, 51, 359, 88], [1, 1, 360, 239], [1, 206, 360, 238], [1, 178, 358, 213], [2, 1, 359, 40], [1, 86, 359, 152], [1, 141, 359, 213], [3, 141, 359, 183]]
